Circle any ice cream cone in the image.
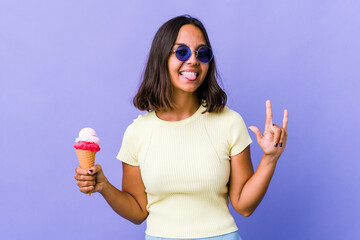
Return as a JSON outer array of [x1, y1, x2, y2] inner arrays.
[[75, 149, 96, 196]]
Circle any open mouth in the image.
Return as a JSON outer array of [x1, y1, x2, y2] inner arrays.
[[179, 71, 199, 81]]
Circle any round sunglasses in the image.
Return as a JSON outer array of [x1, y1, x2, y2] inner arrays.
[[170, 44, 213, 63]]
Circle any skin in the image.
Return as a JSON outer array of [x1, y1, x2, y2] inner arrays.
[[228, 101, 288, 216], [157, 24, 209, 121], [74, 24, 289, 224]]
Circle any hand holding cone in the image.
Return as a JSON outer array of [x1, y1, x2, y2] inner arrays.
[[73, 128, 101, 196]]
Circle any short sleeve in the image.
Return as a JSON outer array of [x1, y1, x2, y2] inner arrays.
[[228, 112, 253, 156], [116, 123, 139, 166]]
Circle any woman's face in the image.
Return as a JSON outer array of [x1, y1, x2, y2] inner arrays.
[[168, 24, 209, 95]]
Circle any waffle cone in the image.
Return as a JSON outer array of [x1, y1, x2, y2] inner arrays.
[[75, 149, 96, 169], [75, 149, 96, 196]]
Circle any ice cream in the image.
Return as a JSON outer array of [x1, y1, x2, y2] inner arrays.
[[74, 127, 100, 196], [75, 127, 100, 145]]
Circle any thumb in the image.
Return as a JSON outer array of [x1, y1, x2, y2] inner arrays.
[[88, 164, 102, 175], [248, 126, 263, 141], [89, 164, 107, 183]]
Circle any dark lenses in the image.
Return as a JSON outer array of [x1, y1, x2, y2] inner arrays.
[[197, 46, 213, 63], [175, 45, 191, 61], [174, 45, 213, 63]]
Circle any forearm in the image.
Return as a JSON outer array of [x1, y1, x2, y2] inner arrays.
[[99, 181, 148, 224], [234, 154, 278, 216]]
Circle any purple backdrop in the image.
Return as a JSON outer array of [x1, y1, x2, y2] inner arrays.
[[1, 0, 359, 239]]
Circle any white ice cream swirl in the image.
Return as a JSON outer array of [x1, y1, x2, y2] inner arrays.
[[75, 127, 100, 144]]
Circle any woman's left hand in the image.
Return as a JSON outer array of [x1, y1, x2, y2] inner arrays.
[[248, 100, 288, 160]]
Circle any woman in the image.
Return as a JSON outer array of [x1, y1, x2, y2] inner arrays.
[[74, 15, 288, 240]]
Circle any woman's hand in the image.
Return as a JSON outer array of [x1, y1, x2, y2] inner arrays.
[[248, 100, 288, 160], [74, 164, 109, 195]]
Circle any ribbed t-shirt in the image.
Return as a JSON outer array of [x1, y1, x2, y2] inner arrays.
[[116, 103, 252, 239]]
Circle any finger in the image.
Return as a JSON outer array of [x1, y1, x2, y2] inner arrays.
[[79, 186, 94, 194], [265, 100, 273, 128], [88, 164, 102, 175], [77, 180, 96, 188], [75, 166, 89, 175], [74, 173, 95, 181], [248, 126, 263, 141], [279, 128, 286, 147], [282, 109, 288, 130], [273, 126, 281, 147]]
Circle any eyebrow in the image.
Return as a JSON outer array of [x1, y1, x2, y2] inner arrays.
[[174, 43, 207, 48]]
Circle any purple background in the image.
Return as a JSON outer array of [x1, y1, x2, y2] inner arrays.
[[1, 0, 359, 239]]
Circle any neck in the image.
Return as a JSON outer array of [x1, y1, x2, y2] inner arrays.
[[156, 91, 201, 121]]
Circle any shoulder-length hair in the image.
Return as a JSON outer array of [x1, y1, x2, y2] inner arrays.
[[133, 15, 227, 113]]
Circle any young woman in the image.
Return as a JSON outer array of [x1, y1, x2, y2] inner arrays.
[[74, 15, 288, 240]]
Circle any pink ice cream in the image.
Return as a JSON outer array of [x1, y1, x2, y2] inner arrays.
[[73, 127, 101, 152]]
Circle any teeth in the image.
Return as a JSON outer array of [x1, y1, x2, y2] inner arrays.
[[180, 72, 197, 76]]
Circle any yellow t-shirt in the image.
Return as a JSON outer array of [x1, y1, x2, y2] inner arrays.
[[117, 103, 252, 239]]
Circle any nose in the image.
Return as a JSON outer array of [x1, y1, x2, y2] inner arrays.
[[186, 50, 199, 65]]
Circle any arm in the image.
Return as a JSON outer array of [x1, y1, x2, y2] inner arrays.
[[228, 146, 278, 217], [229, 100, 288, 217], [75, 163, 148, 225], [99, 163, 148, 224]]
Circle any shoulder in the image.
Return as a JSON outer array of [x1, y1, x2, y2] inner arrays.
[[124, 111, 154, 136], [223, 106, 243, 117], [133, 110, 154, 125], [202, 106, 248, 138], [207, 106, 246, 124]]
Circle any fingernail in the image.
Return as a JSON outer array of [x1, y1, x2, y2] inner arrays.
[[88, 170, 93, 174], [274, 143, 278, 147], [279, 142, 283, 147]]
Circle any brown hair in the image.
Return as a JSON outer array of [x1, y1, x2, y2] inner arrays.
[[133, 15, 227, 113]]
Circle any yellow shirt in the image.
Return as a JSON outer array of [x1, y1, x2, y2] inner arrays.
[[117, 103, 252, 238]]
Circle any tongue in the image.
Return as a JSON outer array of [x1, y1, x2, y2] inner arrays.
[[183, 74, 197, 80]]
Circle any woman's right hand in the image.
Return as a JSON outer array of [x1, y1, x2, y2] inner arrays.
[[74, 164, 108, 195]]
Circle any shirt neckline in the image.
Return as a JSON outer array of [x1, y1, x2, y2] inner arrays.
[[152, 103, 206, 127]]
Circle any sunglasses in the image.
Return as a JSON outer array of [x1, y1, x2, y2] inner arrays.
[[170, 44, 213, 63]]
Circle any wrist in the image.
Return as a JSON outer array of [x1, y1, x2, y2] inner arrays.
[[98, 178, 110, 195], [262, 154, 279, 164]]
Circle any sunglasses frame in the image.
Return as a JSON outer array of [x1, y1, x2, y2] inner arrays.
[[170, 44, 213, 63]]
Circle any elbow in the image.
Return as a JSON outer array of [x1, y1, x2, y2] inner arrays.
[[132, 212, 148, 225], [232, 199, 256, 217], [241, 211, 253, 217], [230, 196, 255, 218], [132, 217, 145, 225], [133, 219, 144, 225], [235, 207, 254, 217]]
